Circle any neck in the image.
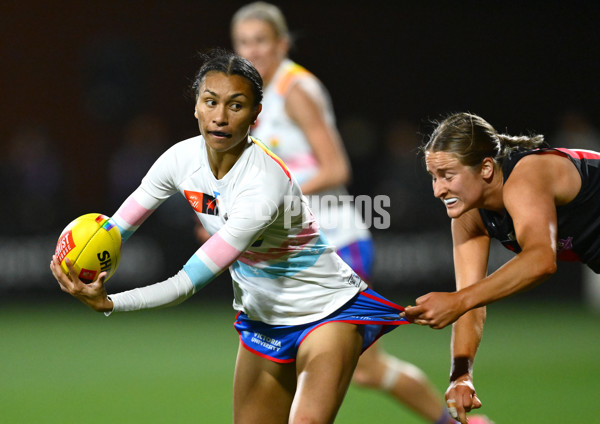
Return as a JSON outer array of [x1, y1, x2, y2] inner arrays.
[[206, 137, 249, 179]]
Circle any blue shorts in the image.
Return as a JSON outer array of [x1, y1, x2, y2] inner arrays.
[[337, 239, 374, 283], [234, 289, 409, 363]]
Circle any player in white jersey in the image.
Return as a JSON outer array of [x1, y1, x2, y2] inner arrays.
[[50, 49, 411, 424], [229, 3, 492, 424]]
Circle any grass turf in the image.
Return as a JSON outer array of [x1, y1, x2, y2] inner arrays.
[[1, 295, 598, 423]]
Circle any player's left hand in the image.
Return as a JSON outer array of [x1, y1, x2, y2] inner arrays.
[[401, 291, 464, 329], [445, 375, 482, 423]]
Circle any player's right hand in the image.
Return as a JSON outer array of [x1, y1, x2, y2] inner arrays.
[[445, 375, 482, 424], [402, 291, 465, 329], [50, 255, 113, 313]]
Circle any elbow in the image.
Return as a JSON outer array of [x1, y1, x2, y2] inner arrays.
[[338, 166, 351, 186], [324, 161, 350, 187], [336, 158, 352, 186], [512, 248, 558, 295], [532, 254, 558, 281], [541, 262, 558, 279]]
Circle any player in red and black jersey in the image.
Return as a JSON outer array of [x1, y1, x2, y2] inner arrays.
[[403, 112, 600, 423], [480, 146, 600, 269]]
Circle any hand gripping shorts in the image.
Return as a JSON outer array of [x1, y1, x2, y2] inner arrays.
[[234, 289, 409, 363]]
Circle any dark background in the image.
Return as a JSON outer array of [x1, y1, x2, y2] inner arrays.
[[1, 1, 598, 299]]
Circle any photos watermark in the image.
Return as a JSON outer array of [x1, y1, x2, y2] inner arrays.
[[284, 194, 391, 230], [223, 194, 391, 233]]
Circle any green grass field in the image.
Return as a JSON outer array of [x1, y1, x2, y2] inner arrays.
[[2, 295, 599, 423]]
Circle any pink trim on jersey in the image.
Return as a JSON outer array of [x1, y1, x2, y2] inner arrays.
[[116, 196, 155, 227], [555, 147, 600, 160], [238, 222, 320, 265], [284, 153, 318, 174], [202, 232, 242, 269]]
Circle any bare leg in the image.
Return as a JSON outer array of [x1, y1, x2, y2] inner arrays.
[[353, 341, 449, 422], [290, 322, 364, 424], [233, 342, 297, 424]]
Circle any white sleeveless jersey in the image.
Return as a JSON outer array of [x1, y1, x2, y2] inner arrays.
[[110, 135, 366, 325], [251, 59, 370, 249]]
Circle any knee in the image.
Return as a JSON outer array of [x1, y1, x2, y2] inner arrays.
[[353, 353, 426, 391], [290, 416, 320, 424], [352, 356, 381, 388], [290, 410, 336, 424]]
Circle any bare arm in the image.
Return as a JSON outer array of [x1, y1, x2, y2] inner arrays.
[[406, 153, 581, 327], [450, 211, 490, 355], [285, 82, 350, 194], [446, 211, 490, 423], [454, 153, 582, 311]]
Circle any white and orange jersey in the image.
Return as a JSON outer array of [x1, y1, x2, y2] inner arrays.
[[110, 135, 366, 325], [252, 59, 334, 184], [251, 59, 370, 249]]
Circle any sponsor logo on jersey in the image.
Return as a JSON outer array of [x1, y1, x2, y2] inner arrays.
[[184, 190, 219, 215], [347, 272, 362, 288], [557, 236, 580, 261]]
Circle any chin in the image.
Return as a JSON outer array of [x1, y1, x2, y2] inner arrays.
[[445, 207, 463, 219]]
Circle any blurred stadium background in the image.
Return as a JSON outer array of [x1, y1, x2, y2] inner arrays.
[[2, 1, 599, 422]]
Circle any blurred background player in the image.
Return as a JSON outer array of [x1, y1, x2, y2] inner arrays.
[[222, 3, 492, 423]]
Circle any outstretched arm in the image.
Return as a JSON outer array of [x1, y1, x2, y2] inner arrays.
[[405, 153, 579, 327], [404, 209, 491, 328], [445, 213, 490, 423], [447, 155, 568, 315]]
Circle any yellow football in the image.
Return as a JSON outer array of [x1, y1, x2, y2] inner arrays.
[[55, 213, 122, 283]]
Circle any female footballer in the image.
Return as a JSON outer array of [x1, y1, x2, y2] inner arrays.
[[51, 49, 411, 424], [404, 112, 600, 423], [228, 4, 489, 424]]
